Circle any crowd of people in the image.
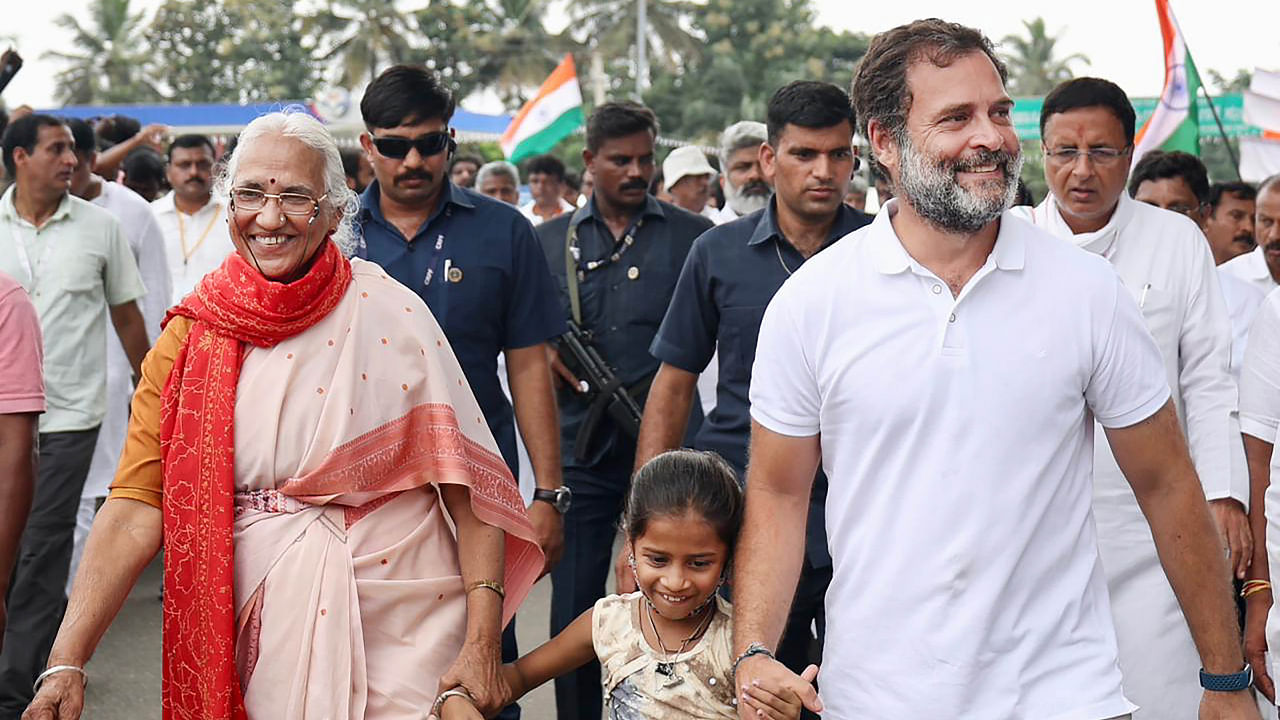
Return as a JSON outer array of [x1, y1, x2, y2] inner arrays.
[[1, 14, 1280, 720]]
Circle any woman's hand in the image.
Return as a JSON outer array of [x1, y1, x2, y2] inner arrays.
[[1246, 592, 1274, 703], [431, 693, 485, 720], [21, 672, 85, 720], [437, 638, 511, 716]]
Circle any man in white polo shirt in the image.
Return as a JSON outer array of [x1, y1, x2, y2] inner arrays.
[[152, 134, 234, 304], [731, 19, 1257, 720], [0, 113, 149, 714]]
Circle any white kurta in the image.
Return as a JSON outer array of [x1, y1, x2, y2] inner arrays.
[[1220, 270, 1265, 381], [151, 191, 235, 305], [1221, 245, 1280, 297], [1017, 194, 1244, 719]]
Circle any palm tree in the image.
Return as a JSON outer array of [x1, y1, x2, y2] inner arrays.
[[469, 0, 578, 107], [1000, 18, 1090, 96], [307, 0, 415, 89], [43, 0, 159, 104], [572, 0, 700, 89]]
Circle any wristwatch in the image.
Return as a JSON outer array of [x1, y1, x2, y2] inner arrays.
[[533, 486, 573, 514], [1199, 665, 1253, 692]]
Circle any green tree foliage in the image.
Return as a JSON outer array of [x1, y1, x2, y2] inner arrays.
[[146, 0, 321, 103], [306, 0, 415, 88], [1000, 18, 1089, 96], [44, 0, 159, 104], [573, 0, 699, 83], [467, 0, 577, 107]]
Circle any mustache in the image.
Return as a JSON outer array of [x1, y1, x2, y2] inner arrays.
[[1234, 234, 1257, 247], [950, 148, 1017, 174], [739, 180, 771, 197], [395, 170, 433, 184], [621, 179, 648, 192]]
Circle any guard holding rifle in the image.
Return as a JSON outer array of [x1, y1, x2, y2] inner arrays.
[[536, 101, 713, 720]]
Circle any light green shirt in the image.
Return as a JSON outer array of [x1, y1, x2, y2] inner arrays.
[[0, 186, 146, 432]]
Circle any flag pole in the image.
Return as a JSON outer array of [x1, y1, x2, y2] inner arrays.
[[1199, 84, 1242, 179]]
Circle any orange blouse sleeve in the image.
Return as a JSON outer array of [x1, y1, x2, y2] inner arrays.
[[107, 316, 193, 508]]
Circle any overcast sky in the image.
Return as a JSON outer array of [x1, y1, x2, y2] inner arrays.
[[4, 0, 1277, 111]]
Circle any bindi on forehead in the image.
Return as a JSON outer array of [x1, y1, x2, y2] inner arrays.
[[270, 178, 276, 185]]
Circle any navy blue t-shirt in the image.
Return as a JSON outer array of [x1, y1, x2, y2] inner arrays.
[[356, 180, 566, 477], [651, 199, 872, 566]]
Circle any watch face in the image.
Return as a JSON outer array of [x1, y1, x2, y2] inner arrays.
[[555, 486, 573, 513]]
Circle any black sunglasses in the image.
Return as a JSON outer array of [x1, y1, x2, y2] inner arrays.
[[370, 131, 456, 160]]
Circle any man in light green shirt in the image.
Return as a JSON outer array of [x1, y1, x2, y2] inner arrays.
[[0, 113, 149, 713]]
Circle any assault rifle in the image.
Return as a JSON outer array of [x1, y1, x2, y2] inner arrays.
[[558, 320, 644, 462]]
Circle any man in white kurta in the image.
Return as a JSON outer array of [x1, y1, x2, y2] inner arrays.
[[65, 122, 173, 585], [1016, 79, 1247, 719], [152, 135, 234, 304]]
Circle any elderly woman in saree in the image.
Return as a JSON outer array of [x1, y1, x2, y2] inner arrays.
[[22, 110, 543, 720]]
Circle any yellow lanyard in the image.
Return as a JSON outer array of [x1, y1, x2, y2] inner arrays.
[[176, 206, 221, 266]]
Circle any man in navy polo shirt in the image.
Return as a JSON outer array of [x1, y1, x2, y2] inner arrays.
[[536, 102, 714, 720], [636, 82, 870, 701], [354, 66, 567, 720]]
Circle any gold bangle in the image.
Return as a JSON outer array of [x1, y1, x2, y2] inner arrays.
[[465, 579, 506, 600], [1243, 584, 1273, 599]]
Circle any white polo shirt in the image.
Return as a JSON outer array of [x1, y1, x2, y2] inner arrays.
[[0, 187, 146, 432], [750, 202, 1169, 719], [152, 190, 234, 305], [1221, 246, 1280, 297]]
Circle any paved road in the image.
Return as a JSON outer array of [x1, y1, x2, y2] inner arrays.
[[83, 554, 573, 719]]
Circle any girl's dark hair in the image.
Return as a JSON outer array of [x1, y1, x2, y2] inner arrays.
[[623, 450, 744, 552]]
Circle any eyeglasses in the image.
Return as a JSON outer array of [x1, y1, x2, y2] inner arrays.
[[370, 131, 456, 160], [1043, 146, 1132, 166], [229, 187, 327, 216]]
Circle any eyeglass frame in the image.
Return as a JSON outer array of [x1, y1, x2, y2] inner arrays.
[[368, 131, 457, 160], [1041, 144, 1133, 167], [228, 186, 329, 217]]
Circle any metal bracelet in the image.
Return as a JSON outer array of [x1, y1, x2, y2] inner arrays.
[[465, 579, 506, 600], [731, 642, 776, 679], [431, 687, 475, 716], [32, 665, 87, 695]]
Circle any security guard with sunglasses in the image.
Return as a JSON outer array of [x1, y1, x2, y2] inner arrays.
[[353, 66, 566, 720]]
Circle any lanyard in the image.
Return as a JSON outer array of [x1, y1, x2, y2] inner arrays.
[[422, 232, 447, 287], [176, 205, 222, 266], [563, 217, 645, 326]]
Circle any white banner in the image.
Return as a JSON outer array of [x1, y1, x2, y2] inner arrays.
[[1240, 136, 1280, 182]]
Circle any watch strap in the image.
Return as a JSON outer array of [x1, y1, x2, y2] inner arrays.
[[532, 489, 559, 504], [1199, 665, 1253, 692]]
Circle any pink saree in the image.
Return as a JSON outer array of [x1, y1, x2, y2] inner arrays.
[[222, 258, 541, 718]]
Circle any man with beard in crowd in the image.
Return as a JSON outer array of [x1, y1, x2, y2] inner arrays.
[[634, 82, 870, 716], [1014, 78, 1245, 720], [152, 134, 234, 304], [1223, 180, 1280, 297], [733, 19, 1257, 720], [1128, 151, 1264, 379], [535, 101, 713, 720], [711, 121, 771, 225]]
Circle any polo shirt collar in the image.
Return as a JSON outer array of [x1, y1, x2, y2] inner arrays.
[[746, 198, 869, 247], [0, 186, 74, 226], [358, 179, 473, 225], [1244, 246, 1271, 280], [569, 193, 666, 229], [869, 198, 1025, 274]]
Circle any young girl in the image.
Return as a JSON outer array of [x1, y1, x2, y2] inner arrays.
[[431, 449, 816, 720]]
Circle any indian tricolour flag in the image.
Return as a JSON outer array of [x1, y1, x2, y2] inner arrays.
[[501, 54, 585, 164], [1132, 0, 1201, 167]]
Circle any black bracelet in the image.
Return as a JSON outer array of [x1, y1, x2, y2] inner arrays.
[[731, 642, 776, 679]]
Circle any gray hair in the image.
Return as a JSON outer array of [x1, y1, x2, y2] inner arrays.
[[476, 160, 520, 188], [1260, 173, 1280, 197], [719, 121, 767, 168], [215, 109, 360, 256]]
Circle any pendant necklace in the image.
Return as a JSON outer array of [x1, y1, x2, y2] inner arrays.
[[775, 238, 795, 276], [644, 596, 713, 689]]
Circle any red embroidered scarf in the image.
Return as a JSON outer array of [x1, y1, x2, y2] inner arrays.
[[159, 241, 351, 720]]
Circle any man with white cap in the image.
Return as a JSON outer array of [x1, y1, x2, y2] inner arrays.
[[663, 145, 719, 219]]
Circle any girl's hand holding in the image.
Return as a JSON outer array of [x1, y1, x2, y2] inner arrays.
[[739, 663, 820, 720]]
